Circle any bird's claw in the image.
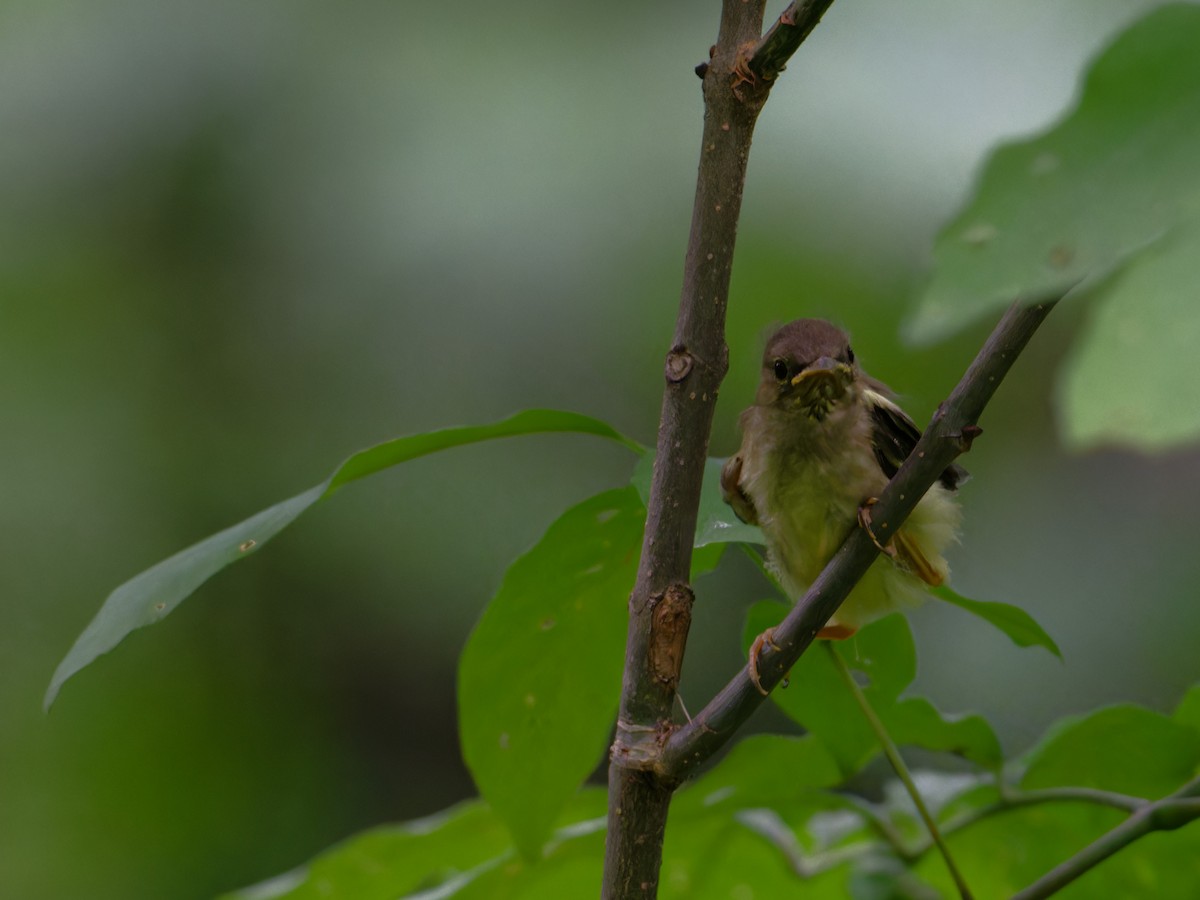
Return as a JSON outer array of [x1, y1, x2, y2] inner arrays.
[[748, 627, 781, 696], [857, 497, 896, 558]]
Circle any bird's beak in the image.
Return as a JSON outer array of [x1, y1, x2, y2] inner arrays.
[[789, 357, 853, 419], [791, 356, 847, 386]]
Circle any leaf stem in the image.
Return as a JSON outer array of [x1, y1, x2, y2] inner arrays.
[[826, 644, 974, 900]]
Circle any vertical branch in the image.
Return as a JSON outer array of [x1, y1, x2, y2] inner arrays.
[[601, 6, 767, 896], [602, 3, 839, 896]]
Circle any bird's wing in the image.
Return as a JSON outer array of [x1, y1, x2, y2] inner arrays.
[[720, 453, 759, 525], [862, 388, 968, 491]]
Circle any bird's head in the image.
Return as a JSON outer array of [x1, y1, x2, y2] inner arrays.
[[756, 319, 858, 420]]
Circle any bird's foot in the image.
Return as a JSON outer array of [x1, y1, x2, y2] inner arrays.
[[857, 497, 897, 558], [748, 627, 781, 696], [817, 623, 858, 640]]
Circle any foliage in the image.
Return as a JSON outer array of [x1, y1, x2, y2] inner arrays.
[[44, 410, 639, 710], [47, 5, 1200, 898], [909, 4, 1200, 451]]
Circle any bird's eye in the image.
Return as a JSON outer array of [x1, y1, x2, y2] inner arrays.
[[773, 358, 789, 382], [846, 346, 855, 364]]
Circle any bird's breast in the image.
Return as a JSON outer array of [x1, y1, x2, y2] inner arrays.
[[738, 404, 886, 591]]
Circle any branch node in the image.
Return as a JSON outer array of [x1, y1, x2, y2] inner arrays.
[[611, 719, 663, 771], [665, 348, 694, 383], [950, 424, 984, 452]]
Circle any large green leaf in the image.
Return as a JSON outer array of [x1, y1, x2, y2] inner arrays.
[[884, 698, 1003, 771], [915, 802, 1126, 900], [1059, 222, 1200, 449], [660, 812, 851, 900], [221, 791, 610, 900], [1020, 704, 1200, 799], [45, 409, 640, 710], [448, 824, 607, 899], [674, 734, 843, 815], [910, 5, 1200, 343], [932, 585, 1061, 658], [219, 801, 513, 900], [916, 791, 1200, 900], [458, 487, 643, 859], [1175, 683, 1200, 733]]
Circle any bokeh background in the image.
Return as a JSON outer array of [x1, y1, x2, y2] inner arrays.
[[4, 1, 1198, 897]]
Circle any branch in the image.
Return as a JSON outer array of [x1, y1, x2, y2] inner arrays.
[[1011, 776, 1200, 900], [763, 781, 1180, 878], [905, 785, 1149, 859], [659, 293, 1063, 780], [601, 0, 839, 896], [748, 0, 838, 82]]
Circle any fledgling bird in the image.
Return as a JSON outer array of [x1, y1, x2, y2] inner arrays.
[[720, 319, 965, 693]]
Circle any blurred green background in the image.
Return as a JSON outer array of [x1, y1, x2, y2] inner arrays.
[[4, 1, 1198, 897]]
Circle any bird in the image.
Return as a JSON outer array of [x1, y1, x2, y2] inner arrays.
[[720, 319, 965, 694]]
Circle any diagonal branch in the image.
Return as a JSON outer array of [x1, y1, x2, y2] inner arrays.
[[1010, 776, 1200, 900], [659, 293, 1064, 780], [748, 0, 838, 82]]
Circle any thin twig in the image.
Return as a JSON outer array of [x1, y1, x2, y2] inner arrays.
[[847, 781, 1154, 863], [827, 645, 974, 900], [748, 0, 838, 82], [1010, 776, 1200, 900]]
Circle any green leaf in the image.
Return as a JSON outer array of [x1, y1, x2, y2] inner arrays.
[[1175, 683, 1200, 733], [1059, 223, 1200, 449], [674, 734, 843, 815], [661, 810, 852, 900], [884, 699, 1003, 771], [914, 802, 1126, 900], [45, 409, 640, 710], [449, 825, 606, 899], [630, 453, 764, 548], [669, 736, 865, 894], [445, 790, 610, 900], [932, 584, 1062, 658], [909, 5, 1200, 352], [222, 791, 610, 900], [458, 487, 643, 859], [693, 457, 765, 547], [218, 801, 513, 900], [1021, 704, 1200, 798], [743, 607, 1001, 775], [918, 794, 1200, 900]]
